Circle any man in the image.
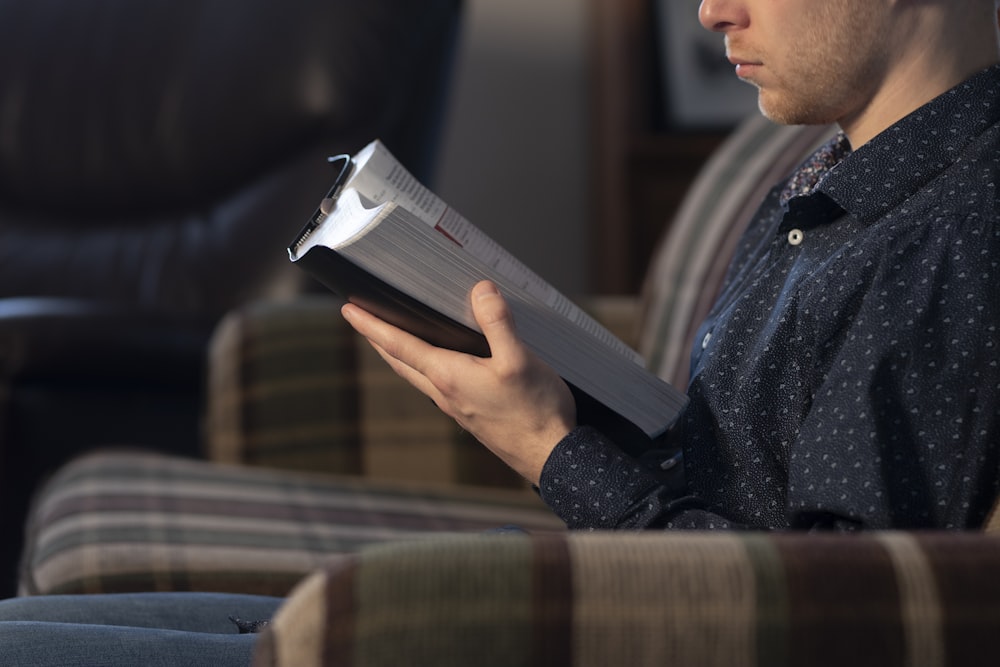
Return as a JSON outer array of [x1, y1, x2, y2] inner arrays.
[[343, 0, 1000, 531], [1, 1, 998, 664]]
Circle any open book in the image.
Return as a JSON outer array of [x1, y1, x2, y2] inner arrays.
[[288, 140, 688, 448]]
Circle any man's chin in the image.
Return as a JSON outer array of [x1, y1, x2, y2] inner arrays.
[[758, 98, 827, 127]]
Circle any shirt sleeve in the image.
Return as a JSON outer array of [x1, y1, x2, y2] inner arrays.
[[537, 425, 742, 530]]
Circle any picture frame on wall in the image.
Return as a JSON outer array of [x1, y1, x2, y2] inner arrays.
[[654, 0, 759, 128]]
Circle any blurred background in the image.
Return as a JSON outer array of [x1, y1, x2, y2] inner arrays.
[[0, 0, 757, 597], [437, 0, 754, 297], [435, 0, 590, 296]]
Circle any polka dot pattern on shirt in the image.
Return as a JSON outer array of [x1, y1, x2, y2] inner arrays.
[[540, 64, 1000, 531]]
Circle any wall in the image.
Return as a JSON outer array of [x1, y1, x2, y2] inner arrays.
[[433, 0, 589, 297]]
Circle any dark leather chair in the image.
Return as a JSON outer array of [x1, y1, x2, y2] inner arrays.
[[0, 0, 463, 596]]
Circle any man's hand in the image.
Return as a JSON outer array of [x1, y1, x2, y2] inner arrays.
[[340, 280, 576, 485]]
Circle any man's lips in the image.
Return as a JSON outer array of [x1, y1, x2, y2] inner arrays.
[[728, 56, 762, 78]]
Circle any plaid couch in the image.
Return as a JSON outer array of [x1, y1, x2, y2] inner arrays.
[[19, 116, 1000, 665]]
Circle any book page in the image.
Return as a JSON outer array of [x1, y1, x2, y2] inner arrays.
[[344, 140, 643, 364]]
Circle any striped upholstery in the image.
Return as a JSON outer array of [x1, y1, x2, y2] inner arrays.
[[253, 531, 1000, 667], [18, 450, 562, 597], [206, 296, 522, 488], [206, 297, 364, 475]]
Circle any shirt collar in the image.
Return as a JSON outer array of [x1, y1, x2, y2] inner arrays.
[[815, 63, 1000, 225]]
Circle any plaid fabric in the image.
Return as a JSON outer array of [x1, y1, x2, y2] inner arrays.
[[18, 450, 562, 597], [207, 296, 523, 488], [207, 297, 364, 475], [253, 531, 1000, 667]]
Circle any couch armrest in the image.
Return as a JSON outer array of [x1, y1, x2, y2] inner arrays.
[[0, 297, 210, 383], [205, 296, 524, 487], [254, 531, 1000, 667], [205, 296, 365, 474]]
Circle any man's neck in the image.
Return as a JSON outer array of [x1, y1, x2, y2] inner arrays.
[[838, 5, 1000, 148]]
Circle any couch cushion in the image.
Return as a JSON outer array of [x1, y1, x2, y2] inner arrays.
[[19, 450, 562, 597]]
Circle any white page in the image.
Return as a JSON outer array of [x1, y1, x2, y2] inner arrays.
[[343, 140, 643, 364]]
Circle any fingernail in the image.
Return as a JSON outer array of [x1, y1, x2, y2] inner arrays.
[[476, 281, 500, 299]]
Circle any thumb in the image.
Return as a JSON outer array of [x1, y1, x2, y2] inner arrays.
[[470, 281, 522, 359]]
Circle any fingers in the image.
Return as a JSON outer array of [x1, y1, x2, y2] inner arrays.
[[340, 302, 430, 363], [341, 302, 435, 376], [470, 281, 525, 365], [368, 339, 445, 405], [341, 303, 447, 401]]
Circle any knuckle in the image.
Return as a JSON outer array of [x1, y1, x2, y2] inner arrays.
[[493, 354, 531, 383], [436, 380, 458, 400], [431, 369, 460, 397]]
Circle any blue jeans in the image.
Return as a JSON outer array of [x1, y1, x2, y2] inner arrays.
[[0, 592, 283, 666]]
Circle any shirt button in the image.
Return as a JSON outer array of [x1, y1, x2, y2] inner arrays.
[[701, 331, 712, 349], [787, 229, 804, 246]]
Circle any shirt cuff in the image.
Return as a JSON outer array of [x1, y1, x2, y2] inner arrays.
[[537, 425, 666, 530]]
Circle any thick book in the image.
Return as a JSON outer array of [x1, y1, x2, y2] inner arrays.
[[288, 140, 688, 451]]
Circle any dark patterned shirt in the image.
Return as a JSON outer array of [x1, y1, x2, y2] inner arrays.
[[539, 64, 1000, 531]]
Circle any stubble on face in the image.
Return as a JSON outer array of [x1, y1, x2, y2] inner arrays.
[[743, 0, 891, 127]]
